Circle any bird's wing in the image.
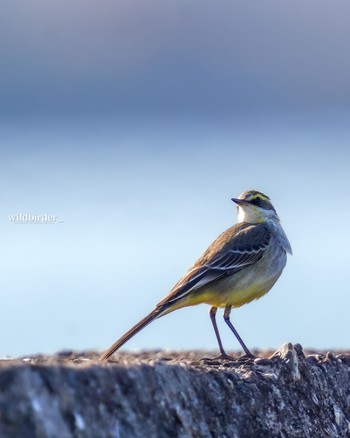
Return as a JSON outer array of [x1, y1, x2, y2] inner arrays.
[[158, 222, 271, 307]]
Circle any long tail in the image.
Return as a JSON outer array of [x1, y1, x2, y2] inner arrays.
[[99, 307, 164, 360]]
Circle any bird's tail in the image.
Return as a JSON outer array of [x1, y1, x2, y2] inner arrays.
[[98, 306, 165, 360]]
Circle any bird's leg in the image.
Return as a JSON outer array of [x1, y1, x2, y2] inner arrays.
[[223, 306, 255, 358], [207, 306, 233, 360]]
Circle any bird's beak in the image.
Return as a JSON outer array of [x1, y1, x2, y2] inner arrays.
[[231, 198, 246, 205]]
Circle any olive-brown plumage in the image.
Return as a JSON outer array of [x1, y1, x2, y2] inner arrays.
[[99, 190, 291, 360]]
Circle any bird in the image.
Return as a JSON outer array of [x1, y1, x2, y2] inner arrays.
[[99, 190, 292, 361]]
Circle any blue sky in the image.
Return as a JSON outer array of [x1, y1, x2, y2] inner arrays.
[[0, 1, 349, 356]]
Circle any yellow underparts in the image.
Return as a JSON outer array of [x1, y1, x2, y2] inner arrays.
[[162, 282, 273, 316]]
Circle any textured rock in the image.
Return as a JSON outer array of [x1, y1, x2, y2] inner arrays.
[[0, 344, 349, 438]]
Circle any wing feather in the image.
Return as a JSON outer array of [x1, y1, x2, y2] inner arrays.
[[158, 222, 271, 307]]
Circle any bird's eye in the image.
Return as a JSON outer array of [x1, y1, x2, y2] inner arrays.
[[251, 196, 263, 206]]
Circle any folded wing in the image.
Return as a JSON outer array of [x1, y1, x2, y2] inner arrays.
[[158, 222, 271, 307]]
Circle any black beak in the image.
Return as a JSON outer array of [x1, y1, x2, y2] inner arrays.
[[231, 198, 246, 205]]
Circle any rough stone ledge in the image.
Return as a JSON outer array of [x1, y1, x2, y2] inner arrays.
[[0, 344, 349, 438]]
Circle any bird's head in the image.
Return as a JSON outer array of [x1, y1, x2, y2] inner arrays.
[[231, 190, 279, 224]]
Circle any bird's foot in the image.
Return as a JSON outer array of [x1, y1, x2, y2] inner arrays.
[[235, 352, 256, 363], [200, 353, 235, 363], [199, 352, 256, 365]]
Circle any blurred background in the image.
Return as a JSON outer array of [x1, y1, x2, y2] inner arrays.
[[1, 0, 349, 356]]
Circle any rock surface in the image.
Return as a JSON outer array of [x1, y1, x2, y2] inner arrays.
[[0, 344, 349, 438]]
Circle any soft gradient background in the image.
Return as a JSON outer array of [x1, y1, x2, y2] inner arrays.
[[1, 1, 349, 356]]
